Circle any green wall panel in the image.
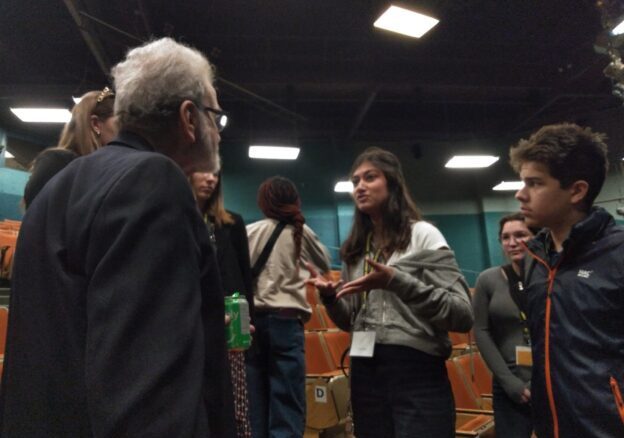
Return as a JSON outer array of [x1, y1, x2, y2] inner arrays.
[[426, 214, 488, 286], [0, 194, 23, 220]]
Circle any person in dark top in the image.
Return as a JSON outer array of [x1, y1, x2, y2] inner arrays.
[[190, 169, 254, 438], [510, 123, 624, 438], [473, 212, 535, 438], [0, 37, 235, 437], [23, 87, 116, 208]]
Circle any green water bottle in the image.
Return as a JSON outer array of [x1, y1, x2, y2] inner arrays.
[[225, 292, 252, 351]]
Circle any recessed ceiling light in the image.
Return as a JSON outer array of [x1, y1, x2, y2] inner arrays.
[[445, 155, 499, 169], [248, 145, 300, 160], [373, 5, 439, 39], [612, 18, 624, 35], [10, 108, 71, 123], [492, 181, 524, 191], [334, 181, 354, 193]]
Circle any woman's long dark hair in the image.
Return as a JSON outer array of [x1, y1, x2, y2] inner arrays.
[[340, 147, 422, 265], [257, 176, 305, 260]]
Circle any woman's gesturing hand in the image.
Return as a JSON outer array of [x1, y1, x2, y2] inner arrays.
[[336, 258, 394, 299], [305, 262, 343, 298]]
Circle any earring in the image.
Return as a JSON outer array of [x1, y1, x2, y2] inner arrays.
[[95, 130, 101, 136]]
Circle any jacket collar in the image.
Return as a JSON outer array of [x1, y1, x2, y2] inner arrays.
[[527, 206, 614, 255], [105, 130, 156, 152]]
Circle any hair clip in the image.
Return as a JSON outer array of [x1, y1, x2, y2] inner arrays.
[[97, 87, 115, 103]]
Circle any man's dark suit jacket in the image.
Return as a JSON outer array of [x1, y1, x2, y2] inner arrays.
[[0, 132, 234, 437]]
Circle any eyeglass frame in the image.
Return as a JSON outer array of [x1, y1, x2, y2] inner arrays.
[[199, 105, 228, 132]]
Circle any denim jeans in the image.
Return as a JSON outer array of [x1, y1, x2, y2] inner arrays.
[[350, 344, 455, 438], [492, 380, 533, 438], [245, 313, 305, 438]]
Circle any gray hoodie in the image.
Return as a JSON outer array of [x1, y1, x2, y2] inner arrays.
[[325, 245, 473, 358]]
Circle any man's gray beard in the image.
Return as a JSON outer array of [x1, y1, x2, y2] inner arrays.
[[197, 122, 220, 173]]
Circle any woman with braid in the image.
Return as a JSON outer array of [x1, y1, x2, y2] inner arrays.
[[245, 176, 331, 438]]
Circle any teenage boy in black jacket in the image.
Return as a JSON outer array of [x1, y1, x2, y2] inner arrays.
[[510, 123, 624, 438]]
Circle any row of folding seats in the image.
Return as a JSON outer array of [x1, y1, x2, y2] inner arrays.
[[447, 351, 495, 437]]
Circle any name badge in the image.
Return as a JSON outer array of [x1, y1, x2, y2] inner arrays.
[[516, 345, 532, 366], [350, 331, 376, 357]]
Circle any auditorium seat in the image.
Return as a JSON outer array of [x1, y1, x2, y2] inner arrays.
[[317, 305, 337, 330], [455, 411, 495, 437], [304, 305, 325, 331], [454, 353, 493, 398], [0, 306, 8, 355], [321, 330, 350, 370], [305, 283, 319, 307], [446, 359, 492, 412], [328, 270, 341, 282], [305, 331, 338, 376]]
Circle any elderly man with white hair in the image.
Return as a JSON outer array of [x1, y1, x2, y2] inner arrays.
[[0, 38, 235, 437]]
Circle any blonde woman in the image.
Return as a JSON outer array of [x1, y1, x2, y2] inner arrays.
[[23, 87, 116, 208]]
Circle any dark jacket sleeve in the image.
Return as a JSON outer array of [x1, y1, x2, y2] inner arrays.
[[229, 212, 255, 321], [82, 156, 225, 437]]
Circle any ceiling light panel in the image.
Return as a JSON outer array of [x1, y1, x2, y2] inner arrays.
[[445, 155, 499, 169], [334, 181, 354, 193], [248, 145, 300, 160], [612, 18, 624, 35], [373, 5, 439, 38], [492, 181, 524, 191], [10, 108, 71, 123]]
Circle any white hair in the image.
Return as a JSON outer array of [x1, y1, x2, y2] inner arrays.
[[111, 37, 215, 131]]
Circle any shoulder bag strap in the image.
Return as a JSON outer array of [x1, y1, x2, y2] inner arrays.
[[251, 222, 287, 279]]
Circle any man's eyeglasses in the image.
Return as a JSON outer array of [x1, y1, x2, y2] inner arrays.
[[201, 106, 228, 132]]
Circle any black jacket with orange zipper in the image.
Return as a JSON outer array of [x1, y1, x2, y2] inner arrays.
[[522, 207, 624, 438]]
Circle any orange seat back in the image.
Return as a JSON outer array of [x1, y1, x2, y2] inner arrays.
[[304, 305, 325, 331], [449, 331, 469, 347], [305, 331, 335, 374], [305, 283, 319, 307], [0, 306, 8, 355], [455, 353, 493, 396], [321, 330, 350, 369], [328, 270, 341, 282], [0, 231, 18, 281], [317, 305, 337, 330], [446, 360, 480, 410]]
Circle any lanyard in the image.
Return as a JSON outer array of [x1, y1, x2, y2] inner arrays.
[[363, 233, 384, 305], [502, 264, 531, 346], [516, 285, 531, 347]]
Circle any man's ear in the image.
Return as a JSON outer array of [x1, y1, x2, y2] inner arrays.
[[178, 100, 198, 144], [569, 180, 589, 206]]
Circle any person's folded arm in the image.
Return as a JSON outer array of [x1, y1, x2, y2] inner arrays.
[[386, 256, 474, 333]]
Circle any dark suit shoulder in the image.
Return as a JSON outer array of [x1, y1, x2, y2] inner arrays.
[[76, 146, 190, 198]]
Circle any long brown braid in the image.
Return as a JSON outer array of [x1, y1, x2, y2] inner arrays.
[[257, 176, 305, 261]]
